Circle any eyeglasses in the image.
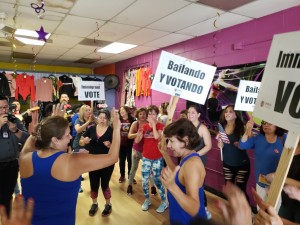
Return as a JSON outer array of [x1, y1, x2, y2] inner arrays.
[[0, 105, 9, 111], [261, 121, 272, 126]]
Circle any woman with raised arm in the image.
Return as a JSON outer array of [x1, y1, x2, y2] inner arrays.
[[19, 105, 121, 225], [160, 118, 207, 225], [240, 118, 286, 202], [217, 105, 250, 201]]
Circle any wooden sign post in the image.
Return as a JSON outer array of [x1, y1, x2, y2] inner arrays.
[[253, 31, 300, 208]]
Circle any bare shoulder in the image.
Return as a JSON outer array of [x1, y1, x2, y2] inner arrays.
[[183, 155, 204, 171]]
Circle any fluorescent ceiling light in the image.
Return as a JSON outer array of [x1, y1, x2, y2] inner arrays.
[[97, 42, 137, 54], [15, 29, 51, 39], [15, 36, 45, 46]]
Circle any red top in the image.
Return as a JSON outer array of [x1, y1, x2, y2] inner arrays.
[[142, 122, 164, 160], [15, 74, 36, 101]]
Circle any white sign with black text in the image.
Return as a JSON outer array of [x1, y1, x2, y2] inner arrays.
[[78, 81, 105, 101], [253, 31, 300, 132], [234, 80, 261, 112], [151, 51, 216, 104]]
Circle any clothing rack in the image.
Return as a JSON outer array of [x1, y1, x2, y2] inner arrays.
[[125, 62, 150, 71]]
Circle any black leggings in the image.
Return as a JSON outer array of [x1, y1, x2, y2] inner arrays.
[[223, 162, 250, 201], [119, 145, 132, 177], [89, 165, 114, 200]]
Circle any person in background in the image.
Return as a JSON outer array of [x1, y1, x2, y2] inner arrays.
[[0, 96, 29, 215], [80, 109, 114, 217], [240, 119, 286, 203], [11, 101, 32, 131], [179, 109, 188, 119], [70, 104, 82, 147], [72, 104, 96, 193], [217, 105, 250, 201], [187, 104, 212, 219], [159, 118, 208, 225], [127, 107, 156, 195], [118, 106, 135, 183], [135, 105, 167, 213], [20, 105, 121, 225], [158, 102, 169, 125]]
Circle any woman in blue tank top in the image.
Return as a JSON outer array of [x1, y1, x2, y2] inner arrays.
[[19, 104, 121, 225], [159, 118, 207, 225]]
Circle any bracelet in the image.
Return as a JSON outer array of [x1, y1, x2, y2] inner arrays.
[[13, 128, 19, 133]]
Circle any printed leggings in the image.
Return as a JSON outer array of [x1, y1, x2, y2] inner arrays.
[[142, 157, 166, 201]]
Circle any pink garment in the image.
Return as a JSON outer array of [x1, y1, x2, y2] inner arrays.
[[5, 73, 16, 97], [35, 78, 53, 102], [15, 74, 36, 101]]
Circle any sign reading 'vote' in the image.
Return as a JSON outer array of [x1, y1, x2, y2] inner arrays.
[[151, 51, 216, 104], [78, 81, 105, 101]]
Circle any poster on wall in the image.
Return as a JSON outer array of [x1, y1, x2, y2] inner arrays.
[[151, 51, 216, 104], [234, 80, 261, 112], [78, 81, 105, 101], [187, 62, 266, 135], [253, 31, 300, 133]]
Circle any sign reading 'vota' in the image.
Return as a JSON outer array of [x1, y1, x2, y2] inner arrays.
[[254, 31, 300, 133], [151, 51, 216, 104], [78, 81, 105, 101], [235, 80, 261, 112]]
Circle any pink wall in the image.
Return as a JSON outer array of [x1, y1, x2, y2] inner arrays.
[[114, 5, 300, 204]]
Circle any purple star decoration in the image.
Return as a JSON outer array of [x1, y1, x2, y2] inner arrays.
[[35, 26, 48, 42]]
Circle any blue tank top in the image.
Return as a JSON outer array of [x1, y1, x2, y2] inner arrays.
[[168, 153, 207, 225], [21, 151, 81, 225]]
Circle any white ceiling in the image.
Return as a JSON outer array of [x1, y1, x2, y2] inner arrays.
[[0, 0, 299, 68]]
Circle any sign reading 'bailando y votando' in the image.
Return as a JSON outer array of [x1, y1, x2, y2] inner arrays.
[[151, 51, 216, 104]]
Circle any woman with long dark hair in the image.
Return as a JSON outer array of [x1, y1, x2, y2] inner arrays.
[[218, 105, 250, 200]]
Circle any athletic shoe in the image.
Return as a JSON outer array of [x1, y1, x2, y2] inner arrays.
[[102, 203, 112, 217], [156, 201, 168, 213], [141, 199, 151, 211], [127, 185, 133, 195], [89, 203, 98, 216]]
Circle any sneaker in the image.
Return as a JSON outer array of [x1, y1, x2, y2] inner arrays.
[[156, 201, 168, 213], [89, 203, 98, 216], [119, 176, 126, 183], [141, 199, 151, 211], [127, 185, 133, 195], [205, 207, 212, 220], [102, 203, 112, 217], [79, 187, 83, 193], [133, 179, 137, 184], [151, 186, 157, 195]]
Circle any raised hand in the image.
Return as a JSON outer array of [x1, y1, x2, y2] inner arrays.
[[0, 195, 34, 225]]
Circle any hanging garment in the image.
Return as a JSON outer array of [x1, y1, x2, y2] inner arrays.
[[135, 68, 142, 96], [15, 74, 35, 101], [71, 76, 82, 97], [35, 78, 53, 102], [59, 75, 75, 97], [0, 72, 12, 97], [5, 73, 16, 98], [141, 67, 151, 96]]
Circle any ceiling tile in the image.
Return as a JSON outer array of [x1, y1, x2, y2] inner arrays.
[[37, 53, 60, 60], [16, 6, 63, 32], [148, 4, 223, 32], [112, 0, 190, 27], [57, 55, 81, 61], [231, 0, 300, 18], [55, 15, 106, 38], [85, 52, 113, 60], [119, 28, 169, 45], [88, 22, 140, 42], [105, 53, 137, 62], [35, 59, 55, 65], [214, 12, 253, 30], [176, 16, 218, 36], [145, 33, 194, 48], [39, 46, 69, 55], [48, 34, 83, 48], [0, 46, 11, 51], [12, 45, 43, 54], [123, 46, 159, 56], [70, 0, 136, 20], [17, 0, 74, 13], [61, 48, 92, 58]]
